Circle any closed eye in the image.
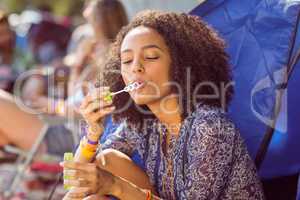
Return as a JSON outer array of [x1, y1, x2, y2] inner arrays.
[[146, 56, 159, 60], [122, 60, 132, 64]]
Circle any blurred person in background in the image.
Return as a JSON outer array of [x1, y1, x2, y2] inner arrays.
[[0, 0, 128, 157], [67, 0, 129, 95], [22, 0, 128, 117], [0, 10, 15, 92], [0, 9, 35, 93], [27, 9, 72, 65]]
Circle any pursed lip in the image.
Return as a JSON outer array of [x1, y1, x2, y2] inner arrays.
[[129, 79, 147, 90]]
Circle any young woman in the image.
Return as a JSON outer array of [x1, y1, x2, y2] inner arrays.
[[62, 10, 265, 200]]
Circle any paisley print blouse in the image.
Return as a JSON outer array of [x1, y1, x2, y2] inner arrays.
[[102, 104, 265, 200]]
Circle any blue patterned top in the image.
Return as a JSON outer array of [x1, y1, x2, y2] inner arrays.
[[102, 104, 265, 199]]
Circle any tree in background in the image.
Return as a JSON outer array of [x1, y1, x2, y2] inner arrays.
[[0, 0, 84, 17]]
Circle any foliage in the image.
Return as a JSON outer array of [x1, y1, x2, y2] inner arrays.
[[0, 0, 84, 16]]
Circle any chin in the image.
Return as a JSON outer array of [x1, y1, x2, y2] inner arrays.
[[130, 94, 158, 106]]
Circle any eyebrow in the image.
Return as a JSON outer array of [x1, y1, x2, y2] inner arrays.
[[121, 44, 164, 53]]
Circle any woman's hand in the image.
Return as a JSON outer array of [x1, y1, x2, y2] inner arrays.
[[61, 161, 120, 197], [83, 195, 110, 200], [62, 188, 111, 200], [79, 86, 115, 137], [63, 187, 90, 200]]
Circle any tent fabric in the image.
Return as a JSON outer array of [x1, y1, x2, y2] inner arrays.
[[190, 0, 300, 179]]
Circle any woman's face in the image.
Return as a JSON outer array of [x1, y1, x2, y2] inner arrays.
[[120, 26, 172, 105]]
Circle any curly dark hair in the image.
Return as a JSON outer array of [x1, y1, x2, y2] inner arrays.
[[100, 10, 233, 128]]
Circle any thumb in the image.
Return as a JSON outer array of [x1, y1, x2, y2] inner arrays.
[[83, 195, 110, 200]]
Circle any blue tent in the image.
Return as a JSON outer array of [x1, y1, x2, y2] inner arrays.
[[190, 0, 300, 180]]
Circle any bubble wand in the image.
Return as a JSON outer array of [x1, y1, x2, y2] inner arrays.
[[103, 81, 145, 102]]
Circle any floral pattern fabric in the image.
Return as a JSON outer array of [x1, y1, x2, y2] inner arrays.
[[102, 104, 265, 200]]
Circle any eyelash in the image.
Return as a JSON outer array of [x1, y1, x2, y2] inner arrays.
[[122, 60, 132, 64], [122, 56, 159, 65], [146, 56, 159, 60]]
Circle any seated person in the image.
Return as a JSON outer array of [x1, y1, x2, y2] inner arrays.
[[0, 10, 35, 93], [0, 10, 17, 93], [62, 10, 265, 200]]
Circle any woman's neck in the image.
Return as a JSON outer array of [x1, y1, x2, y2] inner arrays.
[[147, 94, 182, 135]]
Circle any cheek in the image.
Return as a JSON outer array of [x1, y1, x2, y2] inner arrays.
[[121, 68, 130, 85], [147, 61, 170, 84]]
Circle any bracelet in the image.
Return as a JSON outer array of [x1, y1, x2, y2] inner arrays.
[[146, 190, 153, 200], [87, 138, 98, 145], [80, 138, 98, 152], [86, 131, 100, 144], [81, 143, 97, 160], [82, 136, 98, 147]]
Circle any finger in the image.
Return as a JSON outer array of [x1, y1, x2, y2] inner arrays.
[[81, 87, 110, 109], [63, 193, 86, 199], [80, 94, 112, 112], [83, 195, 98, 200], [83, 106, 116, 122], [63, 194, 88, 199], [65, 187, 91, 199], [64, 179, 91, 188], [83, 195, 110, 200], [89, 87, 110, 100], [64, 169, 97, 182], [61, 161, 97, 172], [96, 152, 106, 167], [81, 100, 113, 115], [63, 196, 83, 200], [63, 169, 76, 180]]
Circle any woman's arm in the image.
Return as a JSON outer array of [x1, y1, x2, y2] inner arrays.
[[74, 129, 102, 163], [112, 175, 162, 200], [96, 149, 156, 194], [61, 161, 161, 200]]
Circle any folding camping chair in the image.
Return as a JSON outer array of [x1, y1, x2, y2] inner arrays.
[[1, 67, 79, 198], [2, 115, 75, 198]]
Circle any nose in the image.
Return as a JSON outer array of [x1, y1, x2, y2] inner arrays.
[[132, 60, 145, 74]]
